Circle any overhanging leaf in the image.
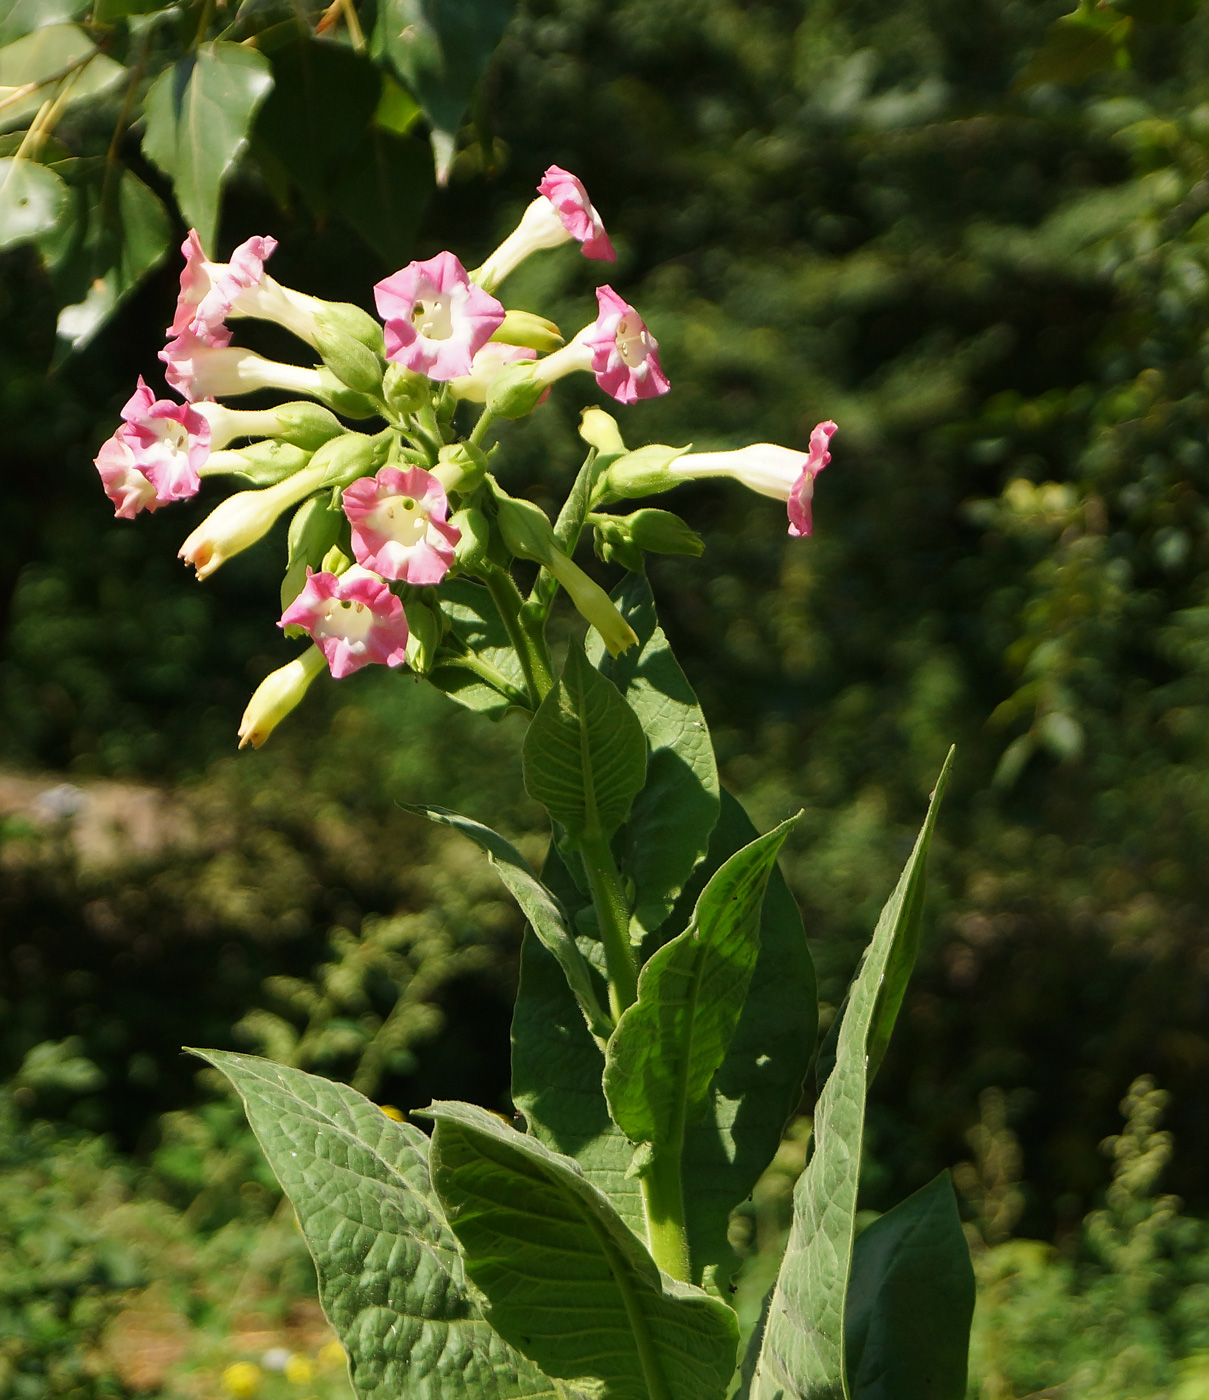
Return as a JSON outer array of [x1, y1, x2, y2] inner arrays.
[[588, 573, 720, 940], [845, 1173, 974, 1400], [402, 805, 612, 1041], [0, 0, 87, 47], [142, 41, 273, 253], [522, 640, 647, 848], [332, 124, 434, 266], [603, 815, 799, 1154], [751, 749, 953, 1400], [193, 1050, 557, 1400], [0, 156, 67, 248], [427, 1099, 739, 1400], [0, 23, 124, 128]]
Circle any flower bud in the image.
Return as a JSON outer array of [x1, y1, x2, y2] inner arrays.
[[271, 402, 345, 451], [594, 443, 693, 504], [309, 431, 388, 490], [434, 441, 489, 495], [493, 491, 559, 564], [451, 507, 491, 570], [627, 509, 704, 556], [228, 439, 314, 487], [579, 407, 627, 458], [593, 516, 644, 572], [313, 302, 386, 354], [403, 598, 442, 674], [312, 319, 386, 399], [237, 647, 326, 749], [486, 362, 547, 420], [311, 368, 380, 420], [489, 309, 564, 354], [382, 362, 432, 418]]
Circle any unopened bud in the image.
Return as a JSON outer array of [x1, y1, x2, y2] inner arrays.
[[451, 507, 491, 570], [237, 647, 326, 749], [229, 439, 313, 487], [383, 363, 432, 418], [593, 516, 644, 572], [434, 442, 489, 495], [594, 443, 692, 504], [579, 407, 627, 458], [490, 310, 564, 354], [403, 599, 442, 674], [310, 431, 387, 490], [312, 319, 386, 399], [627, 509, 704, 557], [313, 302, 386, 354], [272, 401, 345, 451], [311, 368, 380, 420], [493, 490, 558, 564], [486, 362, 547, 420]]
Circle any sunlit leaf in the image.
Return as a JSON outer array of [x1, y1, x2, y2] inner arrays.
[[0, 156, 67, 249], [0, 23, 124, 128]]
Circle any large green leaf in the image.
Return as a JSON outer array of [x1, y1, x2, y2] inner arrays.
[[588, 574, 720, 940], [142, 41, 273, 253], [0, 23, 124, 127], [522, 640, 647, 849], [0, 157, 67, 249], [750, 751, 953, 1400], [603, 815, 798, 1156], [427, 1099, 739, 1400], [0, 0, 86, 47], [845, 1173, 974, 1400], [372, 0, 517, 179], [193, 1051, 557, 1400], [512, 791, 817, 1283], [430, 577, 528, 718], [402, 805, 612, 1041]]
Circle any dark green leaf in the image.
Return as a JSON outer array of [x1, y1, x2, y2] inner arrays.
[[589, 573, 720, 939], [429, 577, 528, 718], [522, 640, 647, 848], [751, 750, 953, 1400], [603, 815, 799, 1155], [253, 38, 379, 218], [371, 0, 517, 179], [0, 0, 86, 46], [402, 805, 613, 1041], [427, 1099, 740, 1400], [0, 157, 68, 249], [845, 1173, 974, 1400], [0, 22, 124, 124], [332, 125, 434, 266], [142, 41, 273, 253], [193, 1051, 557, 1400]]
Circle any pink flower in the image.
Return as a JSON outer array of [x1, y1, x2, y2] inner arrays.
[[159, 328, 329, 403], [581, 286, 670, 404], [787, 421, 838, 537], [170, 230, 278, 344], [342, 466, 460, 585], [93, 377, 211, 517], [538, 166, 615, 261], [449, 342, 538, 403], [279, 567, 410, 680], [374, 252, 505, 381]]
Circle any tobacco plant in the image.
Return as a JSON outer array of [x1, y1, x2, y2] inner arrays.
[[92, 166, 973, 1400]]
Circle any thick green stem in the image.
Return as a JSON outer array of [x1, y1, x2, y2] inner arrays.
[[580, 832, 638, 1020], [641, 1151, 691, 1282], [469, 407, 495, 448], [482, 565, 554, 707]]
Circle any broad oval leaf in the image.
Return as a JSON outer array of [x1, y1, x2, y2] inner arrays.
[[589, 573, 720, 940], [0, 157, 67, 249], [427, 1099, 739, 1400], [142, 41, 273, 254], [194, 1050, 558, 1400], [522, 640, 647, 848], [845, 1172, 974, 1400], [751, 750, 953, 1400], [603, 814, 799, 1153]]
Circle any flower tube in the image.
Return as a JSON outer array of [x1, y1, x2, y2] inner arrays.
[[373, 252, 505, 381], [342, 466, 461, 585], [473, 166, 615, 292], [160, 329, 332, 403], [170, 230, 324, 347], [279, 567, 411, 679]]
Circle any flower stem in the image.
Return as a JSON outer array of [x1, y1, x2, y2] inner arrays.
[[469, 407, 495, 448], [579, 831, 638, 1020]]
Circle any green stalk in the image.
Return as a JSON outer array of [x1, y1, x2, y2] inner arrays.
[[580, 832, 638, 1021], [469, 407, 495, 448], [641, 1151, 691, 1282], [482, 565, 554, 707]]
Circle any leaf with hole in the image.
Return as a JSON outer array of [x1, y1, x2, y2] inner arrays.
[[0, 156, 66, 249]]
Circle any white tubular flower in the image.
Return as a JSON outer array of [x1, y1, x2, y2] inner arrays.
[[159, 330, 329, 403]]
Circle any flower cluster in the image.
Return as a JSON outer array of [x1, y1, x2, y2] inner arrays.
[[90, 164, 836, 748]]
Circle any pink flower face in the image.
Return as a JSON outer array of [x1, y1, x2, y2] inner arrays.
[[582, 286, 670, 405], [342, 466, 461, 585], [279, 567, 410, 679], [93, 377, 210, 518], [374, 252, 505, 381], [159, 325, 233, 401], [787, 421, 838, 537], [537, 166, 616, 262], [170, 230, 278, 344]]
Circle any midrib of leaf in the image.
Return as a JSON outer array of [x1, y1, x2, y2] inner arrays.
[[575, 662, 602, 838]]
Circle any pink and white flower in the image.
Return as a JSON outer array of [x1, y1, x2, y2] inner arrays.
[[160, 329, 329, 403], [374, 252, 505, 382], [665, 422, 839, 536], [449, 342, 538, 403], [169, 230, 322, 347], [538, 166, 615, 261], [473, 167, 615, 291], [279, 567, 410, 679], [581, 286, 669, 404], [342, 466, 460, 585], [93, 377, 211, 517]]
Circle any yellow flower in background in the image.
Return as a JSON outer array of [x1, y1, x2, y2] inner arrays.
[[317, 1341, 347, 1372], [284, 1355, 314, 1385], [380, 1105, 404, 1121], [222, 1363, 262, 1398]]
